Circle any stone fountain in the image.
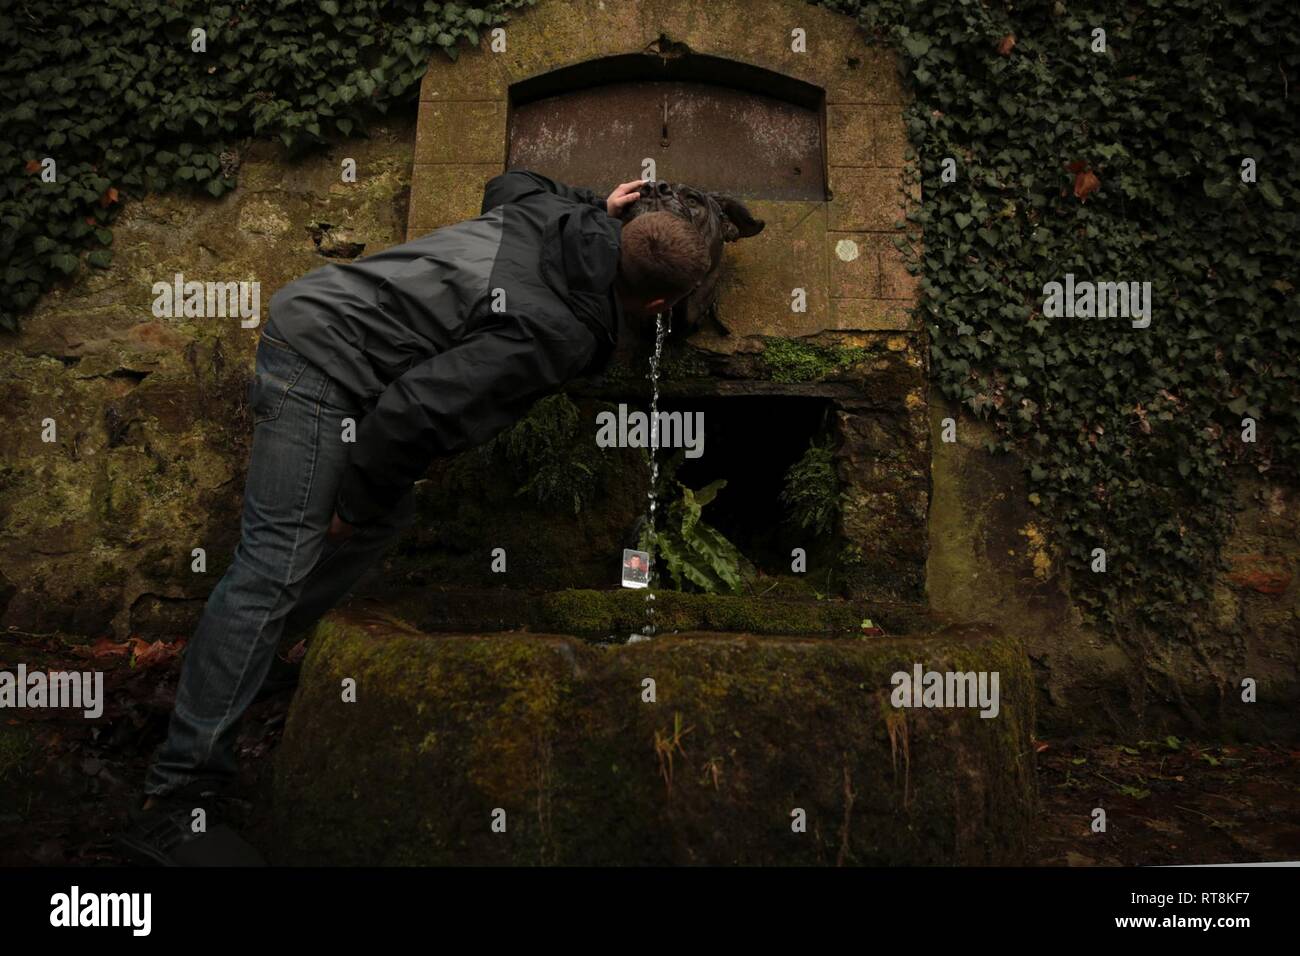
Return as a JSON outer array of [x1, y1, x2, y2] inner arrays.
[[272, 0, 1036, 866]]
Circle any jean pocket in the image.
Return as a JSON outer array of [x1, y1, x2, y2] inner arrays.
[[260, 325, 297, 352], [249, 337, 310, 425]]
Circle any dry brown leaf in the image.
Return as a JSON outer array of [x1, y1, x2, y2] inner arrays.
[[129, 637, 184, 669], [74, 637, 131, 660], [1074, 168, 1101, 202]]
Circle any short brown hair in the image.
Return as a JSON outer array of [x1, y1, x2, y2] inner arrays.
[[618, 211, 711, 304]]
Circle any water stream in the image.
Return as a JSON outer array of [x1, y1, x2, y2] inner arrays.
[[631, 311, 669, 643]]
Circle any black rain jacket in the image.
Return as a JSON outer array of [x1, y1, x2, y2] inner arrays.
[[267, 170, 625, 525]]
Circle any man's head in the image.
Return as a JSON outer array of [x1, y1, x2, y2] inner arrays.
[[614, 211, 711, 322], [618, 180, 765, 330]]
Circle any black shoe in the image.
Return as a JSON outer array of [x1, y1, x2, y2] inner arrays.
[[118, 783, 266, 866]]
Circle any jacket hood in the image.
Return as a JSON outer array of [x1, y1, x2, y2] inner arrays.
[[539, 204, 622, 368]]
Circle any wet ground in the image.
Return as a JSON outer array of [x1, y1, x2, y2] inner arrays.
[[2, 628, 1298, 866], [1029, 737, 1300, 865]]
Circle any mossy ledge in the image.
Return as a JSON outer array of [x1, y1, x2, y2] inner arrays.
[[272, 610, 1036, 865], [535, 588, 914, 636], [378, 586, 938, 637]]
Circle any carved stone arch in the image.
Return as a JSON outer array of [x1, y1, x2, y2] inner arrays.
[[410, 0, 915, 341]]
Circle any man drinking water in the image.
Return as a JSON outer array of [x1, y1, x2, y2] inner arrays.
[[119, 170, 712, 864]]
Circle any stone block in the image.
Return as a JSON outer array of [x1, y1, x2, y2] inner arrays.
[[406, 164, 501, 238], [495, 0, 601, 83], [872, 109, 910, 166], [828, 232, 882, 299], [830, 298, 918, 331], [420, 40, 507, 101], [711, 200, 829, 338], [827, 105, 873, 167], [414, 101, 507, 165], [829, 167, 914, 232]]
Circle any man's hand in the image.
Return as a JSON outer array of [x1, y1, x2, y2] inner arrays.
[[605, 180, 645, 218], [327, 512, 356, 543]]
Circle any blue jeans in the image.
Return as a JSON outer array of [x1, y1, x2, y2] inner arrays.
[[144, 321, 415, 796]]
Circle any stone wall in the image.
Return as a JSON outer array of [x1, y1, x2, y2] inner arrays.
[[928, 397, 1300, 739], [0, 121, 416, 638]]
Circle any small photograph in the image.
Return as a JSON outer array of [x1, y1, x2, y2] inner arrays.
[[621, 548, 651, 588]]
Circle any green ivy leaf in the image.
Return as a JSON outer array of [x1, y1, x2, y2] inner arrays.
[[902, 35, 932, 57]]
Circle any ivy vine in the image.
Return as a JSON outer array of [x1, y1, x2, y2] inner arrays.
[[817, 0, 1298, 640], [0, 0, 529, 330]]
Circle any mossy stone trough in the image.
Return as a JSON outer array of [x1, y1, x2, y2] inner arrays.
[[272, 609, 1036, 865]]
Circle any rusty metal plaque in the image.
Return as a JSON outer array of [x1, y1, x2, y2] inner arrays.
[[507, 80, 824, 200]]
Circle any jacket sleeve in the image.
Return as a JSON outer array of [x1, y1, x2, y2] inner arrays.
[[334, 313, 598, 526], [481, 169, 606, 215]]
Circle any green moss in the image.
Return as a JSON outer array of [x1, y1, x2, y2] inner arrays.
[[91, 560, 128, 588], [593, 359, 638, 389], [280, 614, 570, 864], [838, 542, 866, 568], [139, 545, 176, 578], [659, 348, 710, 380], [535, 588, 884, 636], [760, 337, 870, 384]]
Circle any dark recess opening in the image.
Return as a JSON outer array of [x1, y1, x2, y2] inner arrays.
[[653, 394, 840, 575]]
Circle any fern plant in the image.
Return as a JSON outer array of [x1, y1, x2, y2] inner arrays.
[[780, 439, 840, 535], [489, 393, 616, 514], [637, 476, 749, 594]]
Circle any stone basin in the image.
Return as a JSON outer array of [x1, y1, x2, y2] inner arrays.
[[273, 607, 1037, 865]]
